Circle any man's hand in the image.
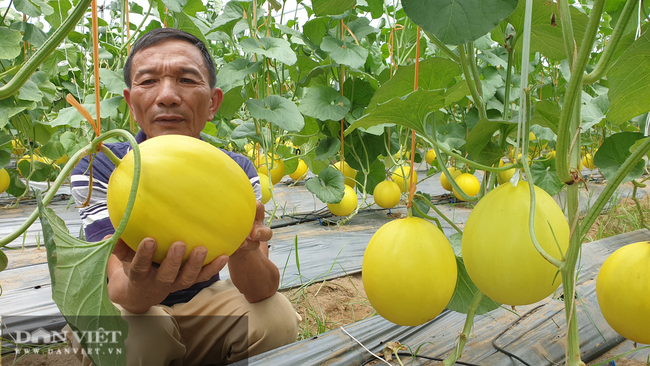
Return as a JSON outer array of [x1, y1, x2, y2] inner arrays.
[[106, 237, 228, 314], [228, 200, 280, 302]]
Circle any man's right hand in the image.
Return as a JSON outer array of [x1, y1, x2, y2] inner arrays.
[[106, 236, 228, 314]]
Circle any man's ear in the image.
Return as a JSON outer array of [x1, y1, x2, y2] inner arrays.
[[208, 88, 224, 120], [124, 88, 134, 115]]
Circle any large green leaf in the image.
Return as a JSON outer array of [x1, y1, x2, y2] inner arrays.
[[246, 96, 305, 132], [230, 122, 262, 144], [359, 159, 387, 195], [402, 0, 517, 45], [314, 136, 341, 161], [508, 0, 589, 61], [0, 105, 27, 129], [240, 37, 297, 66], [18, 80, 44, 102], [303, 17, 330, 46], [530, 158, 564, 196], [367, 58, 461, 111], [99, 69, 127, 95], [288, 56, 321, 86], [174, 11, 209, 45], [607, 30, 650, 124], [531, 100, 560, 135], [312, 0, 356, 16], [216, 59, 263, 92], [0, 28, 23, 60], [344, 18, 380, 41], [593, 132, 646, 183], [217, 86, 244, 120], [37, 197, 128, 366], [15, 0, 53, 17], [447, 234, 501, 315], [298, 86, 351, 121], [465, 119, 509, 166], [161, 0, 186, 12], [347, 89, 446, 137], [320, 37, 369, 69], [212, 1, 244, 36], [46, 0, 72, 29], [305, 166, 346, 203], [50, 97, 123, 128]]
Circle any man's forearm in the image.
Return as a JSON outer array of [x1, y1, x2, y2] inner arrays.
[[228, 242, 280, 303]]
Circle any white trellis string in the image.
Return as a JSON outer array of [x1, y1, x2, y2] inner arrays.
[[512, 0, 535, 187], [339, 326, 391, 366]]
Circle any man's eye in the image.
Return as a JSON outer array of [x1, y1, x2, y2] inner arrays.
[[181, 78, 195, 83], [141, 79, 155, 85]]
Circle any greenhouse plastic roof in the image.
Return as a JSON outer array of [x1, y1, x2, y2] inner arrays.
[[1, 168, 650, 364]]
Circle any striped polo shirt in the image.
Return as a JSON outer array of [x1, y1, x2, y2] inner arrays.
[[70, 130, 262, 306]]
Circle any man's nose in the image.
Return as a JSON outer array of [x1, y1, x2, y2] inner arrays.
[[156, 78, 182, 107]]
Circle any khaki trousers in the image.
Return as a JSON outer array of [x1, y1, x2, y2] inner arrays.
[[64, 279, 300, 366]]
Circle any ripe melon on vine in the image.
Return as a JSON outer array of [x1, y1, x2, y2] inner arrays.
[[107, 135, 257, 265], [363, 217, 457, 326], [597, 242, 650, 345], [462, 181, 569, 306], [373, 180, 401, 209]]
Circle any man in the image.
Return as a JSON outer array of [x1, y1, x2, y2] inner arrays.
[[68, 28, 299, 365]]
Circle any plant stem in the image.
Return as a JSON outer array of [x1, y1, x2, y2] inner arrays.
[[458, 44, 486, 120], [0, 130, 135, 247], [442, 290, 484, 366], [559, 0, 577, 70], [467, 42, 483, 98], [423, 31, 460, 63], [555, 0, 606, 183], [0, 0, 93, 100], [412, 196, 462, 234], [583, 0, 638, 84], [503, 46, 515, 119]]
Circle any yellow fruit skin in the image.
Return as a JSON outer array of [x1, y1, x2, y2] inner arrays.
[[497, 161, 516, 185], [258, 173, 272, 204], [373, 180, 401, 209], [258, 156, 286, 185], [363, 217, 458, 326], [453, 173, 480, 201], [0, 168, 10, 194], [107, 135, 257, 265], [462, 182, 569, 306], [327, 185, 357, 216], [392, 166, 417, 193], [597, 242, 650, 345], [440, 167, 461, 191], [425, 149, 437, 165], [12, 140, 26, 156], [55, 155, 69, 165], [334, 161, 357, 188], [289, 159, 308, 181]]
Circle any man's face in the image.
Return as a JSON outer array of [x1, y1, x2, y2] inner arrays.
[[124, 39, 223, 139]]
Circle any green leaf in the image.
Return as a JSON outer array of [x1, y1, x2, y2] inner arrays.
[[46, 0, 72, 29], [531, 100, 560, 135], [16, 23, 48, 47], [288, 55, 321, 86], [14, 0, 45, 17], [18, 80, 44, 102], [0, 105, 26, 129], [447, 257, 502, 315], [0, 28, 23, 60], [303, 17, 329, 46], [0, 149, 10, 169], [412, 192, 432, 218], [359, 159, 386, 195], [402, 0, 517, 45], [465, 119, 508, 166], [37, 197, 128, 366], [50, 97, 123, 128], [445, 82, 471, 105], [530, 158, 564, 196], [183, 0, 206, 15], [216, 59, 262, 92], [367, 58, 461, 111], [345, 18, 380, 41], [174, 12, 209, 45], [161, 0, 185, 12], [607, 30, 650, 124], [299, 86, 351, 121], [240, 37, 297, 66], [314, 137, 341, 161], [480, 66, 504, 101], [305, 166, 346, 203], [320, 37, 369, 69], [41, 140, 66, 161], [582, 94, 609, 129], [213, 1, 244, 33], [594, 132, 646, 183], [312, 0, 356, 16], [217, 86, 244, 120], [436, 122, 467, 151], [508, 0, 589, 61], [293, 116, 321, 146], [231, 122, 262, 144], [348, 89, 446, 137], [246, 96, 304, 132], [99, 68, 127, 95]]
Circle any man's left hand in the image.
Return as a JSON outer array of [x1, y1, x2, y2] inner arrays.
[[234, 201, 272, 254]]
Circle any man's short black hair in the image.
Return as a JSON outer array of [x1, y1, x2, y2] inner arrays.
[[123, 28, 217, 89]]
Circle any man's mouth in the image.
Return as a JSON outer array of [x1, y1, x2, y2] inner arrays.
[[154, 115, 184, 123]]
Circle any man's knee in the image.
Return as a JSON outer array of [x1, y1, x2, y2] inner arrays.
[[247, 292, 300, 352]]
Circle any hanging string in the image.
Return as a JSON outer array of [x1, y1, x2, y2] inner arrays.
[[339, 20, 346, 171], [406, 26, 421, 209], [91, 0, 101, 140], [388, 25, 405, 76]]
